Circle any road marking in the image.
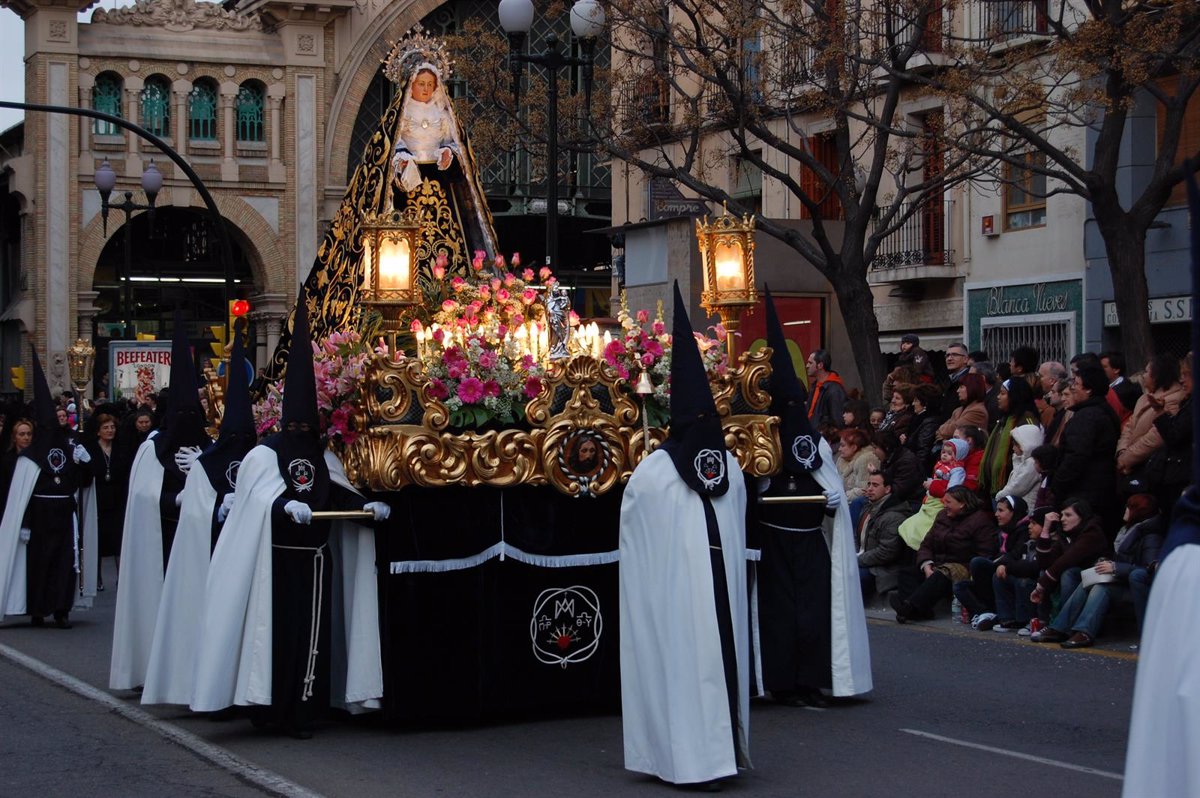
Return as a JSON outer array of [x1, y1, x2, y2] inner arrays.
[[866, 616, 1139, 661], [900, 728, 1124, 781], [0, 642, 324, 798]]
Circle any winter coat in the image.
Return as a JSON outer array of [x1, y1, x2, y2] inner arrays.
[[807, 372, 848, 429], [994, 424, 1044, 510], [916, 507, 999, 569], [904, 410, 941, 475], [1149, 395, 1193, 504], [857, 494, 911, 594], [882, 446, 924, 505], [837, 446, 880, 502], [1051, 395, 1119, 513], [979, 412, 1039, 499], [995, 520, 1039, 579], [1035, 516, 1111, 592], [1117, 383, 1186, 472], [1111, 516, 1165, 579], [936, 401, 989, 442], [879, 408, 914, 439]]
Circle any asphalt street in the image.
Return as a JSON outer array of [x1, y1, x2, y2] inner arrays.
[[0, 571, 1135, 798]]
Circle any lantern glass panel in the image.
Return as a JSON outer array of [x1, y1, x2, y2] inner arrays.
[[714, 241, 745, 292], [378, 236, 411, 291]]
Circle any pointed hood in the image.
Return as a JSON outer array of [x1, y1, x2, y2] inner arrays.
[[198, 321, 258, 498], [1161, 171, 1200, 561], [21, 346, 71, 466], [764, 285, 823, 473], [154, 311, 212, 472], [280, 299, 319, 431], [659, 281, 729, 497]]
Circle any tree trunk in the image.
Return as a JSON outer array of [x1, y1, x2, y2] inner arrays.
[[1095, 217, 1155, 367], [828, 266, 886, 402]]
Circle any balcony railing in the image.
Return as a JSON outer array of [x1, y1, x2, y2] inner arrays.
[[966, 0, 1049, 45], [869, 200, 955, 273]]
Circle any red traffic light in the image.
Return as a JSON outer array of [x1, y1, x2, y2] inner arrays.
[[230, 299, 251, 317]]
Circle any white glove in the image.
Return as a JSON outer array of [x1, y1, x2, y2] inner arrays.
[[216, 492, 236, 523], [175, 490, 184, 508], [174, 446, 202, 474], [73, 444, 91, 464], [284, 500, 313, 525], [363, 501, 391, 521], [824, 487, 845, 510], [19, 528, 30, 543]]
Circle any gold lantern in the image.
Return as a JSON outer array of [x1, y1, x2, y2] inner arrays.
[[696, 209, 757, 360], [360, 207, 421, 332], [66, 338, 96, 419]]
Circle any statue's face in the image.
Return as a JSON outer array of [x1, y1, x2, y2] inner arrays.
[[411, 71, 437, 103]]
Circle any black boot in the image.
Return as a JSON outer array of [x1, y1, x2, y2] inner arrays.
[[906, 570, 951, 619]]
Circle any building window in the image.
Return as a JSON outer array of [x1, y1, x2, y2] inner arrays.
[[140, 76, 171, 138], [799, 133, 843, 220], [236, 82, 265, 143], [93, 73, 123, 136], [1004, 151, 1047, 230], [1157, 77, 1200, 207], [733, 153, 763, 215], [189, 80, 219, 141]]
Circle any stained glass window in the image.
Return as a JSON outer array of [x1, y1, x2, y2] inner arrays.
[[236, 82, 265, 143], [140, 76, 171, 137], [189, 80, 218, 141], [93, 73, 123, 136]]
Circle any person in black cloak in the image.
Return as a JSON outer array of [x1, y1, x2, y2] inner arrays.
[[200, 321, 258, 547], [618, 282, 750, 788], [253, 301, 391, 738], [11, 350, 91, 627]]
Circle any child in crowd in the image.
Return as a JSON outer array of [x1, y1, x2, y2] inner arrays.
[[995, 424, 1043, 511], [955, 495, 1028, 629], [987, 505, 1049, 634], [869, 408, 886, 430], [898, 438, 969, 550]]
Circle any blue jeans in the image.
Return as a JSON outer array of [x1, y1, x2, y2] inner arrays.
[[1129, 568, 1152, 634], [992, 572, 1037, 624], [1051, 582, 1130, 639], [1057, 567, 1082, 606], [952, 557, 998, 616]]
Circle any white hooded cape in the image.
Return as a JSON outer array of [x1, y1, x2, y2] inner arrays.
[[810, 437, 873, 697], [0, 457, 37, 618], [190, 445, 382, 714], [140, 465, 218, 705], [110, 436, 167, 690], [1122, 542, 1200, 797], [75, 481, 99, 610], [619, 448, 750, 784]]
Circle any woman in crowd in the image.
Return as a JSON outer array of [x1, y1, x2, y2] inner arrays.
[[82, 412, 126, 590], [935, 372, 988, 444], [870, 430, 924, 507], [901, 383, 942, 476], [1033, 495, 1162, 647], [987, 504, 1048, 634], [1030, 444, 1059, 511], [1042, 378, 1072, 446], [954, 494, 1028, 627], [1051, 369, 1120, 527], [995, 424, 1043, 511], [978, 378, 1040, 499], [879, 384, 914, 439], [1116, 353, 1185, 483], [1029, 498, 1112, 637], [890, 485, 998, 622], [836, 427, 879, 503], [1146, 352, 1192, 516], [841, 398, 873, 433]]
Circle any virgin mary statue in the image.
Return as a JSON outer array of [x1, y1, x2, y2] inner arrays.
[[267, 27, 498, 377]]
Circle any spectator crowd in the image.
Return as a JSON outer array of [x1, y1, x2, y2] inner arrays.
[[809, 340, 1190, 650]]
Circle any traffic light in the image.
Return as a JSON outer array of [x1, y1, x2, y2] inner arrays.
[[10, 366, 24, 391], [211, 299, 251, 361]]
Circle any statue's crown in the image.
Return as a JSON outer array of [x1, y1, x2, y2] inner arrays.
[[383, 25, 454, 86]]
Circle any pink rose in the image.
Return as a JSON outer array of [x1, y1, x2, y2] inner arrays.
[[504, 272, 517, 288], [432, 263, 446, 281], [511, 252, 521, 267], [478, 349, 499, 369], [432, 328, 445, 344], [522, 268, 535, 282], [511, 313, 525, 326], [496, 288, 510, 302], [497, 324, 508, 338], [447, 361, 466, 380], [652, 320, 665, 336], [472, 255, 485, 271], [410, 318, 424, 333], [457, 376, 485, 404], [569, 310, 580, 326], [522, 289, 537, 305], [442, 299, 459, 313], [478, 286, 491, 300], [637, 309, 650, 323], [490, 277, 502, 292], [641, 353, 656, 367], [539, 266, 552, 281], [451, 276, 466, 292], [494, 254, 507, 270]]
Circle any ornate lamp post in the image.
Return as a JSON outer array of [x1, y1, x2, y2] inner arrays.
[[360, 207, 421, 346], [696, 209, 757, 361], [498, 0, 605, 270], [93, 159, 163, 340], [66, 337, 96, 432]]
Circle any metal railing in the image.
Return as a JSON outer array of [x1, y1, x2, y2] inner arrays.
[[869, 199, 955, 271], [965, 0, 1049, 44]]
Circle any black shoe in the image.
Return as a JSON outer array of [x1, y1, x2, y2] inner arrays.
[[30, 616, 45, 628], [889, 593, 909, 624], [798, 687, 829, 708], [770, 690, 805, 707], [53, 618, 73, 629], [97, 581, 105, 592]]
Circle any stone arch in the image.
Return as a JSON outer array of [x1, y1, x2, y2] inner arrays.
[[77, 192, 287, 298], [324, 0, 448, 189]]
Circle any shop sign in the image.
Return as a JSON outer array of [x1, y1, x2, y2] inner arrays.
[[109, 341, 173, 402], [1102, 296, 1192, 327], [984, 282, 1072, 317]]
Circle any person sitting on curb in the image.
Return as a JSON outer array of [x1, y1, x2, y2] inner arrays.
[[857, 471, 912, 603], [1028, 498, 1112, 642]]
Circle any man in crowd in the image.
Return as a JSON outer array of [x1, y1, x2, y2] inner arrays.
[[619, 283, 750, 789], [806, 348, 847, 429], [1101, 350, 1141, 427], [942, 343, 970, 413], [857, 471, 911, 603], [1009, 346, 1040, 392], [1037, 361, 1069, 427]]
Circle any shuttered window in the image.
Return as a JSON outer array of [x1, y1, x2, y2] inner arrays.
[[1157, 77, 1200, 207], [799, 133, 843, 220]]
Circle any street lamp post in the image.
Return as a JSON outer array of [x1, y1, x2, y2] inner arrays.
[[498, 0, 605, 270], [93, 159, 163, 340]]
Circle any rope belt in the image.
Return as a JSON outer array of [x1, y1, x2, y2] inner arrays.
[[273, 542, 327, 702], [32, 494, 74, 500], [760, 521, 823, 533]]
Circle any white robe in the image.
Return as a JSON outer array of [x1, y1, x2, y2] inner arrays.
[[110, 437, 167, 690], [74, 482, 99, 610], [619, 449, 750, 785], [1122, 542, 1200, 797], [0, 457, 37, 618], [810, 438, 873, 697], [141, 466, 218, 705], [190, 446, 382, 714]]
